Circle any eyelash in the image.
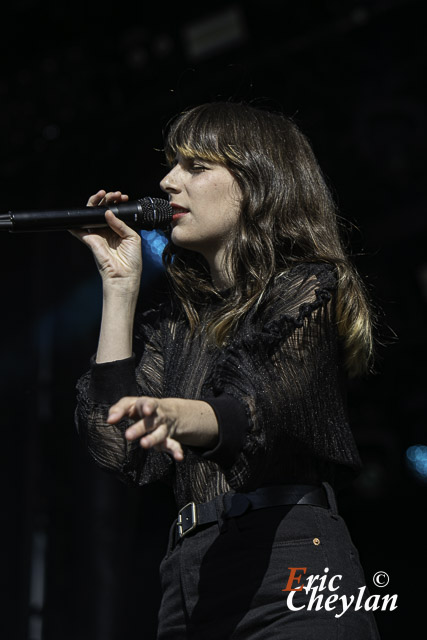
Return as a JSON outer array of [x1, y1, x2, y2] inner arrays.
[[167, 158, 208, 172], [190, 164, 206, 172]]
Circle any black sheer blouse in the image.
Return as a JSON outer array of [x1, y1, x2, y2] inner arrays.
[[75, 262, 362, 510]]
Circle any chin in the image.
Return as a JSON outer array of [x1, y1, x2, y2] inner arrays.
[[171, 228, 194, 248], [171, 232, 208, 258]]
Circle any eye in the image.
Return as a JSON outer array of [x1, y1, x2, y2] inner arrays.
[[187, 158, 208, 173]]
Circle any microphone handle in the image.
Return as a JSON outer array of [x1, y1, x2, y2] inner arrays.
[[0, 198, 172, 232]]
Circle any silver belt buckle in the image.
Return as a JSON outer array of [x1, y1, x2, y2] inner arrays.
[[177, 502, 197, 538]]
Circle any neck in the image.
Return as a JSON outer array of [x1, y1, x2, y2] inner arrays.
[[205, 250, 234, 290]]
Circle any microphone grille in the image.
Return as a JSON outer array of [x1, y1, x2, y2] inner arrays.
[[137, 197, 172, 229]]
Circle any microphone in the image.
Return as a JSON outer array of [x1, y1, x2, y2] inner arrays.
[[0, 197, 173, 233]]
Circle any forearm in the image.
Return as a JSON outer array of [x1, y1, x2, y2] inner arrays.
[[96, 288, 139, 363]]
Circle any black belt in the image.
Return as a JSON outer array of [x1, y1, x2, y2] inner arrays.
[[176, 484, 329, 540]]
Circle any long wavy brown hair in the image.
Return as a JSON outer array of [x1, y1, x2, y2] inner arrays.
[[162, 102, 374, 377]]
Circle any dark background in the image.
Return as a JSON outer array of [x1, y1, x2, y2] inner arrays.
[[1, 1, 426, 638]]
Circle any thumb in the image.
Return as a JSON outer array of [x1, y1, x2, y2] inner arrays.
[[105, 210, 140, 239]]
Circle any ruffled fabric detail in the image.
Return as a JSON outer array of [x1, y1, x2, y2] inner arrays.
[[202, 262, 337, 396]]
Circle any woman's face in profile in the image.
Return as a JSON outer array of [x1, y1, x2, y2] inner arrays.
[[160, 152, 242, 264]]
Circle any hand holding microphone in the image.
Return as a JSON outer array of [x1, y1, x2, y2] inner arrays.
[[69, 190, 147, 291], [76, 190, 151, 364]]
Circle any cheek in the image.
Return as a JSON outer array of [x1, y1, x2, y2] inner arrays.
[[225, 186, 242, 221], [218, 201, 241, 234], [215, 178, 242, 207]]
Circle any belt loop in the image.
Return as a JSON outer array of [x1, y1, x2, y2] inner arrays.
[[214, 493, 229, 533], [322, 482, 338, 515], [167, 517, 179, 553]]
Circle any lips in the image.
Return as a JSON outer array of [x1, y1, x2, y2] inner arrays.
[[171, 204, 190, 220]]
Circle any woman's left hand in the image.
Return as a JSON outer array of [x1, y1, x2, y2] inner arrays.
[[107, 396, 219, 461], [107, 396, 184, 461]]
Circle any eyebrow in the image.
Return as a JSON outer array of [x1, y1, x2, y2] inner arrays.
[[174, 154, 209, 166]]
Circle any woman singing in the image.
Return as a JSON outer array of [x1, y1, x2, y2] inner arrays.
[[73, 102, 380, 638]]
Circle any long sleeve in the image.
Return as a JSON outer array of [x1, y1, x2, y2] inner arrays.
[[75, 263, 362, 507], [75, 304, 174, 487], [200, 263, 362, 490]]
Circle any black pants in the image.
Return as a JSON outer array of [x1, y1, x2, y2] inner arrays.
[[157, 484, 381, 639]]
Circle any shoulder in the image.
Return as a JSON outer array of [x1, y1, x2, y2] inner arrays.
[[275, 261, 337, 291], [255, 262, 338, 328]]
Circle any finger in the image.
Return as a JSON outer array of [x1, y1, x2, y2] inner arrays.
[[68, 228, 99, 243], [104, 210, 140, 239], [134, 397, 159, 418], [107, 396, 138, 423], [112, 396, 155, 421], [87, 190, 107, 207], [159, 437, 184, 461], [104, 191, 129, 205], [68, 229, 85, 241], [124, 398, 159, 440], [124, 413, 157, 440], [140, 423, 168, 448]]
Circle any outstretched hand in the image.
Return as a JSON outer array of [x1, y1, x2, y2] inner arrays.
[[107, 396, 219, 461], [107, 396, 185, 461]]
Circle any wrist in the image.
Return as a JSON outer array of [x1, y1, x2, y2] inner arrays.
[[172, 398, 219, 449], [102, 285, 140, 310], [102, 278, 141, 297]]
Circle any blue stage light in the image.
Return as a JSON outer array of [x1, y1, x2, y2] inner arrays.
[[140, 229, 168, 265], [406, 445, 427, 482]]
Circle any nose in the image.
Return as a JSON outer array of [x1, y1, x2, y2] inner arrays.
[[160, 165, 181, 195]]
